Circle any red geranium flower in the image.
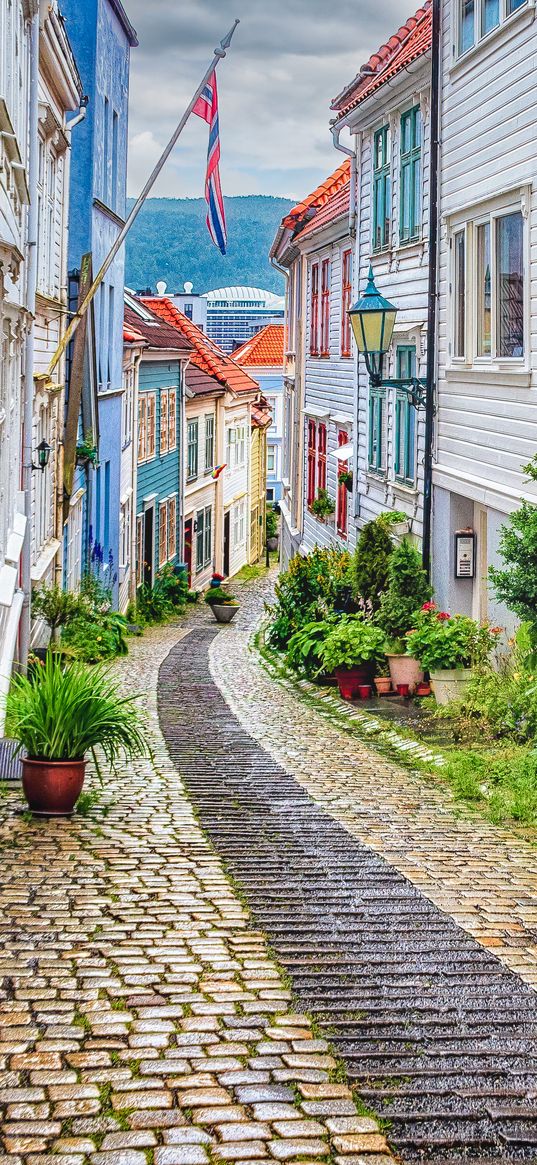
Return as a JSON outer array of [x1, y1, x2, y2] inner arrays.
[[436, 611, 450, 621], [421, 601, 436, 611]]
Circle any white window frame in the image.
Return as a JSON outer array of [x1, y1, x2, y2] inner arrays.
[[205, 413, 215, 471], [455, 0, 529, 60], [120, 495, 132, 571], [448, 189, 529, 371], [65, 492, 84, 593], [122, 365, 134, 448], [233, 498, 246, 548]]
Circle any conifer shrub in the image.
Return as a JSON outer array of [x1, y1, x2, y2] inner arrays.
[[267, 546, 351, 650], [489, 456, 537, 650], [352, 514, 397, 611], [376, 539, 433, 650]]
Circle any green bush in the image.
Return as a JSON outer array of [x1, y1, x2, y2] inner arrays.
[[285, 619, 336, 678], [266, 506, 279, 539], [267, 547, 351, 650], [406, 605, 500, 672], [32, 585, 88, 638], [319, 616, 386, 674], [311, 489, 335, 520], [62, 610, 129, 663], [352, 515, 396, 611], [135, 564, 189, 626], [376, 539, 432, 649], [448, 628, 537, 743], [489, 459, 537, 650], [204, 587, 237, 606]]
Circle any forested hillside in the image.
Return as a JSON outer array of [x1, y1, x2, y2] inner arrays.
[[125, 195, 293, 295]]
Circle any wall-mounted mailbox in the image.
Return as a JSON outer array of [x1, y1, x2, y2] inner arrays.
[[454, 529, 476, 579]]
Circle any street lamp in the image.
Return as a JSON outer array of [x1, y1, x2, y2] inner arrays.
[[348, 265, 428, 408], [32, 439, 52, 472]]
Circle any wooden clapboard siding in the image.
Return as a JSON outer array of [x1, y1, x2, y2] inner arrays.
[[436, 0, 537, 513], [137, 358, 182, 570]]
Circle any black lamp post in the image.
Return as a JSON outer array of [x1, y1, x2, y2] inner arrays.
[[32, 439, 52, 472], [348, 265, 428, 409]]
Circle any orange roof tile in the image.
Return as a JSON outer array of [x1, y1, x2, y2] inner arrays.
[[332, 2, 431, 117], [282, 160, 351, 229], [296, 181, 351, 241], [124, 322, 145, 344], [140, 296, 260, 397], [252, 395, 272, 429], [233, 324, 285, 369]]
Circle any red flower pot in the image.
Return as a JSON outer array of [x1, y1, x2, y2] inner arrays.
[[397, 683, 410, 697], [416, 682, 432, 697], [335, 666, 372, 701], [22, 758, 86, 817], [358, 685, 372, 700]]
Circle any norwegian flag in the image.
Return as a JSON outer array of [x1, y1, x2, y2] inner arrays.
[[193, 72, 227, 255]]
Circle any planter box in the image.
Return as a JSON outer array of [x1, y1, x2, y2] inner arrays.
[[430, 668, 473, 706], [386, 654, 423, 695], [210, 604, 239, 624]]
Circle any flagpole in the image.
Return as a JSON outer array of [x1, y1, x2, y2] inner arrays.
[[47, 18, 240, 379]]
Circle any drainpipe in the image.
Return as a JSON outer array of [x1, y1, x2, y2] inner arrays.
[[332, 122, 360, 518], [331, 124, 357, 239], [422, 0, 441, 576], [19, 8, 40, 670]]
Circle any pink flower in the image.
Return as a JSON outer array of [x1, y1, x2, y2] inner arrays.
[[436, 611, 451, 621], [421, 601, 436, 612]]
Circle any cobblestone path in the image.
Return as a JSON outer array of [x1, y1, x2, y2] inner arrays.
[[158, 578, 537, 1165], [0, 615, 394, 1165]]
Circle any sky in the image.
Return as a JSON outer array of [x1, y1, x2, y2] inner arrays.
[[126, 0, 412, 204]]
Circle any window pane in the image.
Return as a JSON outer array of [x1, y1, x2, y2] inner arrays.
[[496, 211, 524, 358], [460, 0, 475, 51], [482, 0, 499, 33], [507, 0, 527, 12], [454, 231, 466, 358], [477, 222, 491, 356]]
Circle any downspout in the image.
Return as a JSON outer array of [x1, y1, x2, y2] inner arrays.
[[331, 123, 357, 239], [422, 0, 441, 575], [20, 8, 40, 669], [332, 121, 360, 518]]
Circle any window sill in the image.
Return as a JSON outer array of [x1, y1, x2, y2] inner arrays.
[[445, 365, 531, 387], [366, 470, 388, 483], [451, 2, 535, 75], [393, 478, 418, 495]]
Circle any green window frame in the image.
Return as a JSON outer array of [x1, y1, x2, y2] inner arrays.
[[187, 418, 198, 481], [196, 508, 204, 572], [373, 126, 391, 252], [205, 414, 214, 471], [400, 107, 421, 244], [368, 387, 386, 474], [394, 346, 417, 486]]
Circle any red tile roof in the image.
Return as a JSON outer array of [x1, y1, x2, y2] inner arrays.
[[123, 322, 145, 345], [296, 181, 351, 241], [282, 160, 351, 229], [186, 365, 225, 397], [141, 296, 259, 397], [332, 2, 431, 117], [124, 303, 192, 353], [252, 395, 272, 429], [233, 324, 285, 369]]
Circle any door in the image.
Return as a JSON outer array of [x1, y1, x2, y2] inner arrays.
[[184, 519, 193, 587], [143, 506, 154, 588], [223, 511, 231, 577]]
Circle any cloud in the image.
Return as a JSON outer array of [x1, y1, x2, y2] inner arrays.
[[126, 0, 413, 199]]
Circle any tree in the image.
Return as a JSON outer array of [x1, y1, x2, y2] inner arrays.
[[352, 516, 395, 611], [377, 539, 433, 648], [489, 462, 537, 643]]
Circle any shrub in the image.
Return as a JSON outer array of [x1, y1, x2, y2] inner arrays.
[[311, 488, 335, 520], [448, 628, 537, 743], [406, 604, 501, 671], [489, 459, 537, 649], [285, 618, 336, 678], [267, 547, 351, 650], [204, 587, 237, 606], [135, 564, 189, 626], [6, 652, 147, 776], [352, 515, 396, 611], [266, 506, 279, 539], [63, 610, 129, 663], [319, 616, 386, 674], [377, 539, 432, 650], [32, 585, 87, 639]]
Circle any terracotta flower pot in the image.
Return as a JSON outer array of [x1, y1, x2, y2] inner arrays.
[[211, 603, 239, 624], [374, 677, 392, 696], [416, 682, 431, 697], [335, 665, 373, 700], [387, 653, 424, 695], [22, 758, 86, 817]]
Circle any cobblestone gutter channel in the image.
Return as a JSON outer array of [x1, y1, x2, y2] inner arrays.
[[158, 613, 537, 1165]]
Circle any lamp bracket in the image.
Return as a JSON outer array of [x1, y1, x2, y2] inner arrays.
[[377, 376, 429, 411]]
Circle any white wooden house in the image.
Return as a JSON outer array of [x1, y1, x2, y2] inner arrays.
[[432, 0, 537, 629], [330, 2, 432, 545]]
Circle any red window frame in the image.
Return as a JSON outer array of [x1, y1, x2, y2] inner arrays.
[[310, 263, 319, 355], [336, 430, 349, 539], [320, 259, 330, 357], [317, 422, 327, 491], [307, 419, 317, 507], [341, 249, 352, 357]]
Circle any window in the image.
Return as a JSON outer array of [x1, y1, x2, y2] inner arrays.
[[336, 431, 349, 540], [236, 424, 246, 467], [65, 494, 84, 593], [307, 419, 317, 507], [267, 446, 276, 473], [107, 285, 115, 387], [310, 262, 319, 355], [458, 0, 527, 54], [226, 425, 235, 467], [122, 365, 134, 447], [341, 249, 353, 357], [120, 497, 131, 570], [477, 221, 491, 356], [159, 502, 168, 567], [320, 259, 330, 356], [137, 393, 156, 462], [317, 423, 327, 491], [496, 212, 524, 357], [34, 405, 52, 554], [266, 487, 275, 502], [168, 389, 177, 452], [168, 496, 177, 560], [138, 395, 147, 463], [195, 505, 212, 571], [373, 126, 391, 252], [37, 136, 58, 297], [400, 107, 421, 244], [266, 396, 277, 429], [187, 418, 199, 480], [233, 499, 246, 547], [368, 388, 386, 473], [184, 302, 193, 320], [160, 391, 169, 456], [136, 516, 144, 586], [147, 394, 156, 458], [204, 505, 212, 565], [111, 110, 119, 212], [454, 230, 466, 358], [205, 414, 214, 470], [103, 96, 110, 202], [394, 347, 417, 486]]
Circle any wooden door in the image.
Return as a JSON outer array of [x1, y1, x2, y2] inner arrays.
[[223, 511, 231, 577], [184, 519, 193, 587]]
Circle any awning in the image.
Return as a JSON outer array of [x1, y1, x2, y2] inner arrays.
[[330, 441, 354, 461]]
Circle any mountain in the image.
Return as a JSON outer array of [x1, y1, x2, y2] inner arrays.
[[125, 195, 294, 296]]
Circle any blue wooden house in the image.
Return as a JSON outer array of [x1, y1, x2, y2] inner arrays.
[[124, 298, 192, 586], [61, 0, 138, 603]]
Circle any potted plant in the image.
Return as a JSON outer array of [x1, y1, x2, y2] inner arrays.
[[286, 618, 335, 681], [338, 469, 353, 491], [405, 605, 501, 705], [75, 434, 99, 467], [374, 663, 392, 696], [318, 616, 386, 700], [311, 488, 336, 522], [376, 540, 433, 694], [266, 505, 279, 551], [5, 653, 147, 816], [210, 571, 226, 589], [204, 586, 240, 624]]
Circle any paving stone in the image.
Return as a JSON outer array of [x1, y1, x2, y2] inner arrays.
[[217, 1123, 272, 1142], [214, 1143, 269, 1161], [268, 1138, 328, 1160], [90, 1153, 148, 1165]]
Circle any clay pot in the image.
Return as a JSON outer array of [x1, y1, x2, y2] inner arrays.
[[416, 682, 431, 697], [22, 758, 86, 817], [374, 677, 392, 696], [387, 653, 424, 695], [335, 665, 373, 701], [430, 668, 473, 706], [358, 684, 372, 700], [397, 683, 410, 698], [211, 603, 239, 624]]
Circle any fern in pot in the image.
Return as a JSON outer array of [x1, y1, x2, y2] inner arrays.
[[5, 653, 147, 816]]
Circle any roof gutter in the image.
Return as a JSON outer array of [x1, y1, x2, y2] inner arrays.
[[331, 124, 356, 239]]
